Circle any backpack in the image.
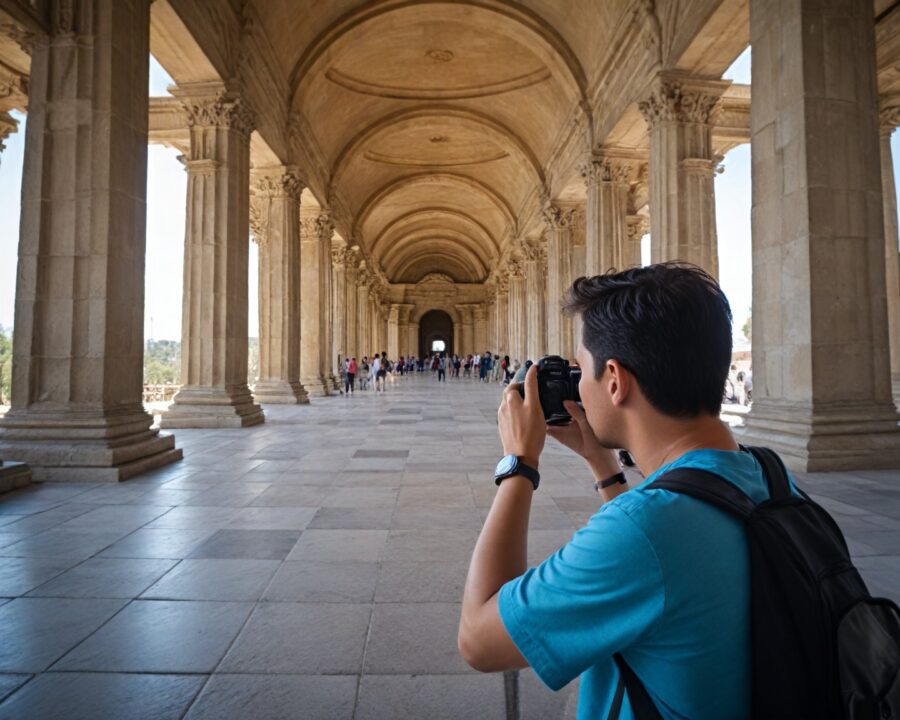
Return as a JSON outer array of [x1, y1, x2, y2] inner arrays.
[[610, 446, 900, 720]]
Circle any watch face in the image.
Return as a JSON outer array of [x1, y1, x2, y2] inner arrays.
[[495, 454, 517, 477]]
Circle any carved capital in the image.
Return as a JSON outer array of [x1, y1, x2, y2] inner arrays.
[[249, 195, 265, 246], [252, 168, 304, 201], [880, 105, 900, 133], [626, 214, 650, 241], [507, 259, 524, 279], [0, 23, 38, 54], [521, 240, 547, 265], [315, 210, 335, 242], [0, 65, 29, 107], [0, 111, 18, 154], [178, 90, 256, 138], [541, 202, 579, 230], [638, 76, 726, 127], [579, 155, 635, 188]]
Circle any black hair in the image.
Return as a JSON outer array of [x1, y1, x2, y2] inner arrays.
[[563, 263, 733, 417]]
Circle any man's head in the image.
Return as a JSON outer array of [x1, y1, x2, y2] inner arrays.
[[564, 263, 732, 448]]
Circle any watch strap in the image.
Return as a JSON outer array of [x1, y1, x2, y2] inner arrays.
[[596, 471, 627, 492], [495, 458, 540, 490]]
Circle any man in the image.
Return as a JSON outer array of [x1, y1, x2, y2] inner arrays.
[[459, 264, 767, 719]]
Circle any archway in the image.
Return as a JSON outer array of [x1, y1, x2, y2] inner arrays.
[[419, 309, 454, 357]]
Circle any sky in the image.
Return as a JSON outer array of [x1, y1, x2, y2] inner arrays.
[[1, 49, 899, 343]]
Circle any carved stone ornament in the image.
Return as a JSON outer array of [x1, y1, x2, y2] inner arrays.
[[0, 64, 29, 104], [315, 210, 335, 242], [0, 23, 38, 54], [249, 196, 265, 246], [880, 105, 900, 132], [253, 170, 304, 200], [626, 214, 650, 241], [541, 202, 579, 229], [52, 0, 76, 35], [507, 259, 524, 279], [638, 80, 721, 127], [578, 156, 634, 188], [181, 92, 256, 137], [417, 273, 454, 285], [300, 216, 319, 240]]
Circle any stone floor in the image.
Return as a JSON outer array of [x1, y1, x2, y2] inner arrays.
[[0, 374, 896, 719]]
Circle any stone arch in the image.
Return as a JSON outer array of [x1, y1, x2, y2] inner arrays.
[[418, 309, 455, 357]]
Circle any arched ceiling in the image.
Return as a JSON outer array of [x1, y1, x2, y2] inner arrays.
[[255, 0, 594, 284]]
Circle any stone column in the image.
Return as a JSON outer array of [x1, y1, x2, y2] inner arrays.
[[581, 152, 635, 276], [397, 304, 413, 357], [524, 243, 547, 361], [250, 168, 308, 404], [495, 279, 510, 358], [321, 220, 340, 392], [507, 261, 527, 363], [625, 214, 649, 268], [571, 215, 587, 358], [408, 320, 420, 359], [542, 203, 578, 355], [162, 84, 264, 428], [879, 109, 900, 402], [739, 0, 900, 470], [638, 73, 729, 277], [473, 304, 488, 354], [299, 207, 333, 396], [344, 250, 359, 360], [356, 265, 370, 360], [0, 0, 180, 480], [387, 304, 400, 359], [331, 243, 348, 371], [459, 305, 475, 356]]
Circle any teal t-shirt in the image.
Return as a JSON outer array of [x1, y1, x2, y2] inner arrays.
[[498, 449, 796, 719]]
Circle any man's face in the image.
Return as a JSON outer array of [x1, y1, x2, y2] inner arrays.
[[575, 341, 620, 449]]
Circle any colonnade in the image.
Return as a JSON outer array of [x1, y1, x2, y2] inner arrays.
[[0, 0, 898, 478]]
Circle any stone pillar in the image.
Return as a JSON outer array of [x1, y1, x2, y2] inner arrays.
[[581, 153, 635, 276], [344, 250, 359, 360], [397, 304, 413, 357], [524, 243, 547, 361], [331, 243, 348, 371], [542, 203, 578, 355], [638, 73, 729, 277], [321, 221, 340, 392], [507, 262, 527, 363], [571, 218, 587, 358], [879, 110, 900, 402], [388, 304, 400, 359], [162, 84, 264, 428], [356, 266, 370, 360], [495, 280, 510, 358], [454, 305, 473, 356], [739, 0, 900, 470], [408, 321, 420, 359], [299, 207, 332, 396], [625, 214, 649, 268], [0, 0, 181, 480], [473, 304, 488, 354], [249, 168, 309, 404]]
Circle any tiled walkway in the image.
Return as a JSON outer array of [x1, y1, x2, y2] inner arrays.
[[0, 375, 897, 719]]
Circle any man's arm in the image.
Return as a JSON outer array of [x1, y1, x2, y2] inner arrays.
[[458, 365, 545, 672]]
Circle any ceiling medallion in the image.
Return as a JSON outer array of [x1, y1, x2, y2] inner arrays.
[[429, 135, 450, 143], [425, 49, 454, 63]]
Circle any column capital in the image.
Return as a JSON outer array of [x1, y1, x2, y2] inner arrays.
[[541, 200, 579, 229], [880, 103, 900, 135], [0, 64, 28, 108], [473, 304, 488, 321], [172, 83, 256, 138], [251, 167, 305, 201], [0, 111, 18, 154], [638, 72, 730, 128], [315, 209, 335, 242], [578, 149, 641, 188], [626, 213, 650, 240]]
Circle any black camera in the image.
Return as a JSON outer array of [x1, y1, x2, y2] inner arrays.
[[517, 355, 582, 425]]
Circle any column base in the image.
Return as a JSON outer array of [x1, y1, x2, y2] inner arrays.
[[736, 400, 900, 472], [253, 380, 310, 405], [0, 461, 32, 493], [330, 375, 342, 393], [0, 405, 183, 482], [160, 385, 265, 429], [299, 376, 332, 397]]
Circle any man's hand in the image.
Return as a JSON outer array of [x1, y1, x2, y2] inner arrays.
[[498, 364, 545, 467], [547, 399, 620, 479]]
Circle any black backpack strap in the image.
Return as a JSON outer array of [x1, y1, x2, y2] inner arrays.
[[744, 445, 792, 501], [648, 467, 756, 520], [609, 653, 664, 720]]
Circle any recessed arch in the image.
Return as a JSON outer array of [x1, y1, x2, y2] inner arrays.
[[384, 236, 489, 282], [289, 0, 588, 110], [371, 206, 500, 259], [355, 172, 517, 237], [330, 106, 546, 192], [393, 249, 483, 283]]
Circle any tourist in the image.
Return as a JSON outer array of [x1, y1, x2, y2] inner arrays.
[[463, 355, 472, 378], [371, 353, 381, 392], [346, 356, 357, 394], [473, 353, 481, 379], [493, 353, 505, 383], [437, 353, 447, 382], [453, 354, 462, 378], [480, 352, 492, 382], [359, 356, 370, 390], [500, 355, 511, 384], [376, 352, 388, 392], [459, 264, 796, 718]]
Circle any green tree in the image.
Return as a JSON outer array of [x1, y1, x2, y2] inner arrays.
[[0, 325, 11, 405], [143, 339, 181, 385], [742, 312, 752, 343]]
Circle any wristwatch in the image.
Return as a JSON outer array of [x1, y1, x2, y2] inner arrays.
[[494, 455, 540, 491], [594, 471, 627, 493]]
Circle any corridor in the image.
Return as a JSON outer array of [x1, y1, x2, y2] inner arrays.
[[0, 376, 897, 719]]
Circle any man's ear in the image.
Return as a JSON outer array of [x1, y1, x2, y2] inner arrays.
[[605, 359, 632, 407]]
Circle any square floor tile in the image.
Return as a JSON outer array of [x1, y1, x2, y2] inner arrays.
[[307, 507, 394, 530], [383, 529, 479, 563], [364, 603, 471, 674], [398, 486, 476, 509], [0, 529, 130, 560], [225, 506, 318, 530], [0, 597, 127, 672], [321, 487, 398, 508], [0, 672, 205, 720], [144, 507, 240, 530], [263, 561, 379, 602], [52, 600, 253, 673], [142, 559, 280, 601], [355, 674, 504, 720], [188, 530, 301, 560], [391, 507, 483, 529], [0, 674, 31, 704], [184, 674, 356, 720], [219, 603, 370, 673], [98, 528, 216, 559], [27, 558, 176, 598], [249, 486, 329, 507], [285, 530, 387, 563], [375, 561, 469, 603], [0, 557, 79, 596]]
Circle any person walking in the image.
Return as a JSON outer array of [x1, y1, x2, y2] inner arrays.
[[346, 357, 357, 394], [359, 356, 370, 390], [438, 353, 447, 382]]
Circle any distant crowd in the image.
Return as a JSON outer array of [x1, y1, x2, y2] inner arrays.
[[339, 351, 527, 394]]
